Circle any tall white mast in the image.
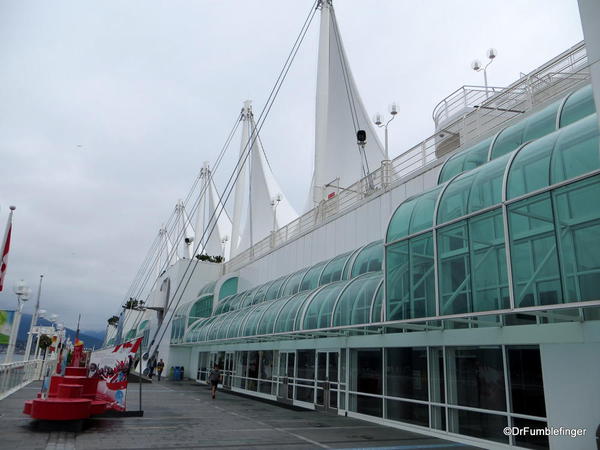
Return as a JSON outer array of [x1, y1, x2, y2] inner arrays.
[[230, 101, 252, 258], [307, 0, 386, 210], [230, 100, 298, 257]]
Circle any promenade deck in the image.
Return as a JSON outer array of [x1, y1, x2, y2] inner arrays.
[[0, 380, 478, 450]]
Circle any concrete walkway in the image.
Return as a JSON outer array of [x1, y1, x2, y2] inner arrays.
[[0, 380, 479, 450]]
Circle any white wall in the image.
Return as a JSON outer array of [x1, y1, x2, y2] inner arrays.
[[541, 337, 600, 450], [233, 162, 442, 289]]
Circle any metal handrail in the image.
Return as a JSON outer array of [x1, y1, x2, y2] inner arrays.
[[0, 357, 57, 400]]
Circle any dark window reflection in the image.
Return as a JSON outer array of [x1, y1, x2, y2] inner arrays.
[[355, 349, 382, 395], [297, 350, 315, 379], [508, 347, 546, 417], [386, 348, 428, 400], [453, 409, 508, 444], [386, 399, 428, 426], [452, 347, 506, 411]]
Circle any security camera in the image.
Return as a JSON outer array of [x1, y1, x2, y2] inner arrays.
[[184, 237, 194, 244]]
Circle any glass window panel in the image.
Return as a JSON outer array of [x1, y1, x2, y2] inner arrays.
[[438, 152, 465, 184], [227, 309, 248, 338], [438, 221, 472, 315], [439, 137, 494, 184], [280, 269, 308, 297], [387, 233, 436, 321], [462, 137, 493, 171], [241, 289, 257, 308], [467, 153, 510, 213], [469, 210, 510, 311], [303, 281, 346, 330], [508, 346, 546, 417], [410, 187, 442, 234], [508, 193, 563, 307], [522, 100, 560, 142], [350, 394, 382, 418], [386, 399, 429, 427], [449, 408, 508, 444], [351, 349, 382, 395], [387, 198, 416, 243], [448, 347, 506, 411], [247, 351, 260, 391], [512, 418, 549, 450], [507, 132, 559, 199], [297, 350, 315, 380], [333, 272, 382, 327], [553, 176, 600, 302], [251, 282, 270, 305], [491, 121, 526, 160], [256, 298, 287, 335], [189, 295, 213, 324], [371, 281, 384, 322], [218, 277, 238, 300], [319, 252, 352, 285], [551, 113, 599, 185], [385, 348, 428, 401], [351, 240, 383, 278], [437, 171, 477, 224], [243, 304, 269, 337], [300, 261, 327, 292], [559, 84, 595, 128], [265, 276, 287, 301], [274, 291, 311, 333]]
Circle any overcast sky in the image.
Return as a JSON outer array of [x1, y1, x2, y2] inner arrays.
[[0, 0, 584, 332]]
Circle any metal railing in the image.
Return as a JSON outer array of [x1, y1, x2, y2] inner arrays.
[[432, 84, 505, 127], [224, 42, 590, 274], [0, 358, 57, 401]]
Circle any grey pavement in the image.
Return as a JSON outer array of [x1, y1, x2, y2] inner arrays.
[[0, 381, 480, 450]]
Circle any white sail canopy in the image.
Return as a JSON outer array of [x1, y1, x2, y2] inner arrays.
[[230, 101, 298, 257], [308, 0, 386, 209], [194, 162, 232, 258]]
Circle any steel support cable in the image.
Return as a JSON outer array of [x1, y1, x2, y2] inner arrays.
[[146, 0, 319, 355], [152, 4, 319, 349], [124, 114, 243, 337], [329, 6, 371, 180], [114, 113, 243, 340], [129, 114, 242, 310], [331, 8, 360, 133]]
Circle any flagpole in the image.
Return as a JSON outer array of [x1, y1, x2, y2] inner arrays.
[[24, 275, 43, 361]]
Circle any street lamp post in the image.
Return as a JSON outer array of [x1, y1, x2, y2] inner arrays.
[[471, 48, 498, 98], [373, 102, 398, 160], [270, 194, 281, 233], [33, 309, 47, 359], [6, 279, 31, 363], [24, 275, 43, 361]]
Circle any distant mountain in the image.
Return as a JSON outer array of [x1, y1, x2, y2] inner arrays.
[[15, 314, 104, 349], [80, 329, 107, 342]]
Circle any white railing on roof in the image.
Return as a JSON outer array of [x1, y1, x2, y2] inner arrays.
[[224, 42, 590, 274], [433, 85, 504, 127]]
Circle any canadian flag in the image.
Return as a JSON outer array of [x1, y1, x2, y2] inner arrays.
[[0, 216, 12, 292]]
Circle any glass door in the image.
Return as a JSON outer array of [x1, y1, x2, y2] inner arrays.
[[277, 352, 295, 404], [223, 352, 234, 389], [316, 350, 339, 413]]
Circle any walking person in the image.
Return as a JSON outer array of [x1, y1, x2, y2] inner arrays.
[[148, 358, 157, 379], [209, 363, 221, 399], [156, 359, 165, 382]]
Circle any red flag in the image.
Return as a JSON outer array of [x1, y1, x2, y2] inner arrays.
[[0, 221, 12, 292]]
